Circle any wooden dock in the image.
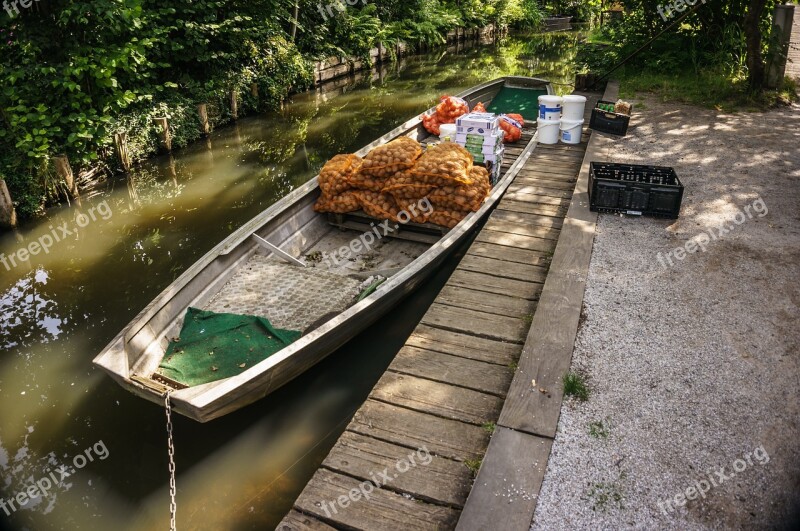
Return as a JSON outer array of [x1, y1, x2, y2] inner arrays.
[[278, 89, 609, 531]]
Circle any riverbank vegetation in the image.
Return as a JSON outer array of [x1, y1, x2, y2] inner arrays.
[[1, 0, 553, 222], [574, 0, 799, 110]]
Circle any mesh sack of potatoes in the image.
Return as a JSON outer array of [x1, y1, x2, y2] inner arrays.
[[313, 191, 360, 214], [410, 143, 474, 187], [427, 209, 468, 229], [353, 190, 401, 221], [318, 154, 361, 196], [356, 136, 423, 184], [428, 166, 491, 212], [382, 171, 437, 203]]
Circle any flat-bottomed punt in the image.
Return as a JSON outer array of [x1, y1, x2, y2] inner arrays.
[[93, 76, 552, 422]]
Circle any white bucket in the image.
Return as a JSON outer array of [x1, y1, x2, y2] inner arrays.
[[439, 123, 457, 142], [561, 95, 587, 120], [537, 118, 561, 144], [560, 119, 584, 144], [538, 95, 562, 120]]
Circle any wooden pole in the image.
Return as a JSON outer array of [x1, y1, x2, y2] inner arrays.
[[114, 131, 132, 172], [197, 104, 211, 135], [152, 117, 172, 152], [250, 83, 259, 111], [52, 154, 79, 199], [0, 178, 17, 228], [230, 90, 239, 121], [766, 4, 795, 88]]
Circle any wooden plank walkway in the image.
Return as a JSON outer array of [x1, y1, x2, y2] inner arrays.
[[277, 91, 601, 531]]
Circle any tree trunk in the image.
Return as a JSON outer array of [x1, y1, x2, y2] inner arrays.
[[744, 0, 768, 90]]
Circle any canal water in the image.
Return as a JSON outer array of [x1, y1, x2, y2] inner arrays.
[[0, 31, 582, 530]]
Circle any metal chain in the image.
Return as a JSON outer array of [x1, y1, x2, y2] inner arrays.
[[164, 390, 177, 531]]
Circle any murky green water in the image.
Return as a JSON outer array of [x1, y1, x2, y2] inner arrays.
[[0, 31, 582, 530]]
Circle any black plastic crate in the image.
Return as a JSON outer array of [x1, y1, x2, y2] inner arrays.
[[589, 162, 683, 218], [589, 100, 631, 136]]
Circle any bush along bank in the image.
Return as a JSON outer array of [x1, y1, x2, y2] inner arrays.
[[0, 0, 551, 226]]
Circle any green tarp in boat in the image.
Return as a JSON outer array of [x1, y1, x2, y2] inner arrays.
[[157, 307, 302, 387], [487, 85, 548, 117]]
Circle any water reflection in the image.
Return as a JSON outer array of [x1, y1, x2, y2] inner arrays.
[[0, 31, 583, 530]]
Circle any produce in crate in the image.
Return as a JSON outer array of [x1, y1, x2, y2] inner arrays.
[[318, 154, 361, 196]]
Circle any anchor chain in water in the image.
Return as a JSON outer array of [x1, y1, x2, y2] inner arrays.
[[165, 390, 177, 531]]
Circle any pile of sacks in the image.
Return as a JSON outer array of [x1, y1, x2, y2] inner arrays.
[[315, 138, 491, 229]]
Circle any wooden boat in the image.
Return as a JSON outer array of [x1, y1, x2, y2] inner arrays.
[[93, 76, 552, 422]]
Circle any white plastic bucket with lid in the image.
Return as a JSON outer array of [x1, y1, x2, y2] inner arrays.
[[560, 118, 584, 144], [537, 118, 560, 144], [538, 95, 562, 120], [439, 123, 457, 142], [561, 95, 587, 120]]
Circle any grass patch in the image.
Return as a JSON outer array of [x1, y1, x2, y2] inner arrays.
[[588, 419, 609, 439], [464, 458, 482, 477], [587, 478, 624, 512], [508, 361, 518, 371], [521, 313, 533, 325], [563, 371, 589, 402], [617, 69, 799, 112], [482, 421, 496, 434]]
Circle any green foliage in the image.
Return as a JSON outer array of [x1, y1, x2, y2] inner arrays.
[[573, 0, 788, 106], [0, 0, 543, 222], [563, 371, 589, 401]]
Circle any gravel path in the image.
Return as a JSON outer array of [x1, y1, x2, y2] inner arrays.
[[531, 96, 800, 530]]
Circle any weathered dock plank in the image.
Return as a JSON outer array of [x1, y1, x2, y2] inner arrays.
[[406, 324, 521, 366], [445, 269, 543, 301], [322, 431, 473, 507], [390, 346, 513, 396], [435, 284, 537, 318], [421, 302, 530, 343], [466, 240, 553, 265], [294, 469, 460, 530], [457, 254, 549, 283], [348, 400, 490, 461], [278, 510, 338, 531]]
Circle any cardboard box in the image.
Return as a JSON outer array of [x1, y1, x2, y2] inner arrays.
[[456, 112, 499, 130]]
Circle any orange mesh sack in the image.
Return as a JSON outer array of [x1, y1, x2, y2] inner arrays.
[[427, 209, 468, 229], [410, 143, 474, 187], [318, 154, 361, 196], [357, 137, 424, 182], [314, 191, 360, 214], [382, 171, 437, 204], [353, 190, 401, 221], [428, 166, 491, 212]]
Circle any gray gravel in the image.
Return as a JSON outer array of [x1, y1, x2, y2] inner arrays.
[[531, 96, 800, 530]]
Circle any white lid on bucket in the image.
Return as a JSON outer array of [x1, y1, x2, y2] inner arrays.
[[562, 95, 587, 103], [538, 95, 562, 103]]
